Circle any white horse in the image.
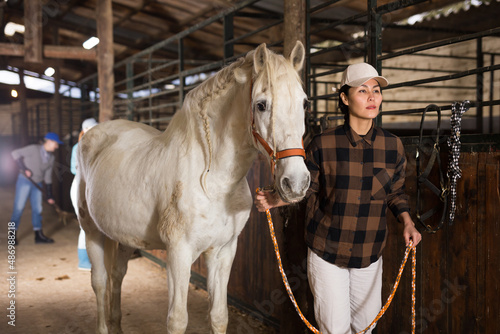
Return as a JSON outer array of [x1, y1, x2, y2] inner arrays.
[[71, 41, 310, 334]]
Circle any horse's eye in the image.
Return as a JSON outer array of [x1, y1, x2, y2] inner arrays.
[[256, 101, 267, 112], [303, 99, 311, 111]]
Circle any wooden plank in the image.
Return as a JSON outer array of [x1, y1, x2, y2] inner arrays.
[[0, 43, 24, 56], [484, 153, 500, 333], [24, 0, 43, 63], [476, 153, 487, 334], [43, 45, 97, 60], [96, 0, 115, 122], [447, 154, 478, 333], [0, 43, 97, 60]]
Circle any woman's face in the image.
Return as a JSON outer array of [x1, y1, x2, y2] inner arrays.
[[341, 78, 383, 122]]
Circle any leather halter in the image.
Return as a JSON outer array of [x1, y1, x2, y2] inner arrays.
[[416, 104, 448, 233], [249, 80, 306, 175], [252, 129, 306, 174]]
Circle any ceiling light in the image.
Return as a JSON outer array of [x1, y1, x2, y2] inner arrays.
[[83, 37, 99, 50], [4, 22, 25, 36], [44, 67, 55, 77]]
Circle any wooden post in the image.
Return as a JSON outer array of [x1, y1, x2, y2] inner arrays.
[[53, 27, 62, 137], [96, 0, 115, 122], [284, 0, 306, 80], [282, 1, 311, 333], [24, 0, 43, 63]]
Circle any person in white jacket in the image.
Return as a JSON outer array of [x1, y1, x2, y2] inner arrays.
[[70, 118, 98, 270]]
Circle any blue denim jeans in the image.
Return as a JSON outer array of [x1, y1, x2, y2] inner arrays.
[[10, 174, 43, 231]]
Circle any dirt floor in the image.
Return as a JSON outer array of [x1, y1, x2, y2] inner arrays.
[[0, 184, 276, 334]]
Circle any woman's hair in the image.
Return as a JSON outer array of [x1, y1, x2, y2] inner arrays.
[[338, 84, 350, 123]]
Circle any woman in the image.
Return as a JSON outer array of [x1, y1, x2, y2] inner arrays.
[[255, 63, 421, 334], [71, 117, 98, 270]]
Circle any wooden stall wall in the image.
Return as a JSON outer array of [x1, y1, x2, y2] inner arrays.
[[379, 135, 500, 334], [145, 134, 499, 333]]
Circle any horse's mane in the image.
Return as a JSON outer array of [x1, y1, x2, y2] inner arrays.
[[163, 47, 299, 194]]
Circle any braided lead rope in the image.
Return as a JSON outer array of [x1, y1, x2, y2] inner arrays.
[[258, 191, 416, 334], [356, 242, 416, 334], [263, 208, 321, 333], [447, 101, 470, 224]]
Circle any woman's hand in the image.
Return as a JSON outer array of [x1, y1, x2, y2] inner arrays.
[[400, 212, 422, 248], [254, 190, 287, 212]]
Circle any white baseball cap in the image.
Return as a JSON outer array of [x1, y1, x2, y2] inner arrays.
[[82, 118, 98, 130], [340, 63, 389, 88]]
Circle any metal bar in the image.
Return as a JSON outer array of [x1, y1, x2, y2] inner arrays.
[[178, 38, 185, 108], [148, 53, 153, 126], [306, 0, 311, 97], [115, 60, 179, 87], [396, 53, 476, 60], [309, 0, 342, 14], [68, 90, 73, 146], [382, 100, 500, 116], [375, 0, 430, 15], [126, 62, 134, 121], [225, 19, 283, 46], [490, 54, 495, 133], [379, 27, 500, 61], [309, 65, 346, 78], [309, 37, 366, 58], [223, 13, 234, 61], [310, 12, 367, 35], [382, 66, 466, 74], [36, 105, 40, 139], [367, 0, 382, 125], [385, 64, 500, 90], [476, 38, 484, 133], [382, 22, 475, 35], [136, 103, 179, 113]]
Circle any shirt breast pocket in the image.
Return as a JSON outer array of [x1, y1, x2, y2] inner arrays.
[[371, 168, 391, 200]]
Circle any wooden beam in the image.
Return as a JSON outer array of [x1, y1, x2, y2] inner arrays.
[[24, 0, 43, 63], [44, 45, 96, 60], [96, 0, 115, 122], [0, 43, 96, 60]]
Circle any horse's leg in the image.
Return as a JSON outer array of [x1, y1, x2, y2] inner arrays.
[[107, 243, 135, 334], [204, 238, 238, 334], [165, 244, 192, 334], [86, 229, 110, 334]]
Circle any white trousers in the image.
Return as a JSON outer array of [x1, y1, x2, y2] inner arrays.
[[307, 249, 383, 334]]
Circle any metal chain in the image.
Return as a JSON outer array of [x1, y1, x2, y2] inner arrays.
[[447, 100, 471, 225]]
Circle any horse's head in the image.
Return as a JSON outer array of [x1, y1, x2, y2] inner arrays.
[[249, 41, 310, 203]]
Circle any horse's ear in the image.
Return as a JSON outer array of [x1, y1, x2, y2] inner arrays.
[[289, 40, 305, 72], [253, 43, 268, 73]]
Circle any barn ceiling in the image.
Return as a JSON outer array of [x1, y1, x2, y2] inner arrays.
[[0, 0, 499, 85]]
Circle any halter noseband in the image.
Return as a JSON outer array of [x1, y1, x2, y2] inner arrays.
[[252, 128, 306, 174]]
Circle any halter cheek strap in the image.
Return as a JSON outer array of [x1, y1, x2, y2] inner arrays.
[[252, 127, 306, 174]]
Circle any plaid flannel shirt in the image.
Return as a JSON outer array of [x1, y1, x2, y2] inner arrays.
[[305, 122, 410, 268]]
